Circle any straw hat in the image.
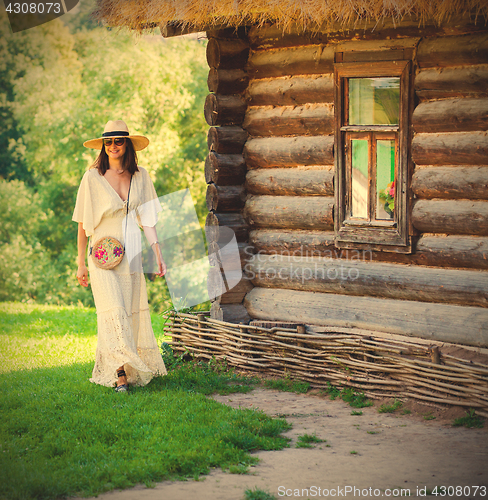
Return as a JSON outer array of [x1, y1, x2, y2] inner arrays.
[[83, 120, 149, 151]]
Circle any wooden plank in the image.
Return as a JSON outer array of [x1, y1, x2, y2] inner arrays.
[[207, 68, 249, 94], [206, 38, 250, 69], [204, 94, 247, 126], [205, 212, 248, 243], [412, 98, 488, 133], [417, 33, 488, 68], [248, 74, 334, 106], [247, 19, 486, 49], [210, 302, 250, 323], [245, 166, 334, 196], [412, 199, 488, 236], [244, 288, 488, 347], [207, 126, 248, 154], [249, 229, 488, 270], [416, 235, 488, 269], [412, 166, 488, 200], [245, 254, 488, 308], [206, 184, 246, 212], [244, 135, 334, 168], [204, 94, 247, 127], [204, 152, 247, 185], [244, 195, 334, 230], [247, 45, 335, 78], [243, 103, 334, 137], [208, 269, 253, 305], [415, 64, 488, 101], [412, 132, 488, 166]]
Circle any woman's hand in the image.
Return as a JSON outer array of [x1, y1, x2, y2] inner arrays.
[[77, 265, 89, 287], [153, 243, 167, 277]]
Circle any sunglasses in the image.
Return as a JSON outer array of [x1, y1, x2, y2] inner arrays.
[[103, 137, 126, 146]]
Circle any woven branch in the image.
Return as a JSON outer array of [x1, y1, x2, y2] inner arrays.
[[163, 311, 488, 415]]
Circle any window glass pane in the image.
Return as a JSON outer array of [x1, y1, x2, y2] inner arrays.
[[349, 78, 400, 125], [351, 139, 369, 219], [376, 139, 395, 219]]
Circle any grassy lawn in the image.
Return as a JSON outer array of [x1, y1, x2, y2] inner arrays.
[[0, 303, 291, 500]]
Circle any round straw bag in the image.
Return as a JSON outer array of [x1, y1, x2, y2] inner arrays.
[[91, 237, 124, 270]]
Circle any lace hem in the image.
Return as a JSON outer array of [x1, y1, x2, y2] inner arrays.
[[90, 306, 167, 387]]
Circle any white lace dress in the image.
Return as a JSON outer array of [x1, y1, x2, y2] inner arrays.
[[73, 166, 167, 387]]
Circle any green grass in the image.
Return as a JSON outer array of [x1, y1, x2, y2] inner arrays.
[[0, 303, 291, 500], [244, 487, 277, 500], [324, 383, 373, 408], [351, 410, 363, 416], [378, 399, 403, 413], [263, 377, 310, 394], [295, 433, 325, 448], [452, 409, 484, 429]]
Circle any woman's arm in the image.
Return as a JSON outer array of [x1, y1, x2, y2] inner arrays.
[[77, 222, 89, 287], [142, 225, 167, 277]]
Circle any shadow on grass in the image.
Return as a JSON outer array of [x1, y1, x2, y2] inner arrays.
[[0, 360, 291, 500]]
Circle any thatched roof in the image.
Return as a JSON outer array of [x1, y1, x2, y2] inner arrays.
[[94, 0, 488, 32]]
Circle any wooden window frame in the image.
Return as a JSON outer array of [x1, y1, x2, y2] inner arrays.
[[334, 60, 412, 253]]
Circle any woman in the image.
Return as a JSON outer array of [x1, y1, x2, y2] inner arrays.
[[73, 120, 167, 392]]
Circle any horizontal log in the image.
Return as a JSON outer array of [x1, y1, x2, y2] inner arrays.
[[243, 103, 334, 137], [412, 132, 488, 166], [208, 241, 253, 271], [244, 135, 334, 168], [204, 94, 247, 126], [247, 19, 488, 49], [417, 33, 488, 68], [247, 45, 335, 79], [210, 302, 251, 323], [244, 195, 334, 230], [412, 166, 488, 200], [206, 38, 250, 69], [244, 288, 488, 347], [206, 184, 246, 212], [412, 98, 488, 133], [245, 167, 334, 196], [250, 229, 335, 255], [416, 235, 488, 269], [205, 212, 248, 243], [248, 74, 334, 106], [208, 269, 254, 305], [412, 199, 488, 236], [207, 68, 249, 94], [207, 126, 248, 154], [204, 152, 247, 185], [245, 254, 488, 308], [415, 64, 488, 101], [249, 230, 488, 270]]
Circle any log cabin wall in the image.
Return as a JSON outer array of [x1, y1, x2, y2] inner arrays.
[[204, 29, 253, 323], [234, 26, 488, 347]]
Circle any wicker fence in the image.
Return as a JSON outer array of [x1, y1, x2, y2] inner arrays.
[[164, 311, 488, 418]]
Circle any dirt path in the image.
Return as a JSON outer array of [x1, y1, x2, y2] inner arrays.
[[82, 388, 488, 500]]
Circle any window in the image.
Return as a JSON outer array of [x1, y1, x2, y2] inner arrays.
[[334, 60, 411, 252]]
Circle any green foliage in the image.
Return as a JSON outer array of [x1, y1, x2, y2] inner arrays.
[[351, 410, 363, 416], [452, 409, 484, 429], [325, 382, 373, 408], [295, 434, 325, 448], [264, 377, 310, 394], [244, 488, 277, 500], [378, 399, 403, 413], [0, 10, 209, 310], [0, 303, 291, 500]]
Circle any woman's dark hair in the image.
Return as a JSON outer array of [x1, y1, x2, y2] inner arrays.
[[93, 138, 139, 175]]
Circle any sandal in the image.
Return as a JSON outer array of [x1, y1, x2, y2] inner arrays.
[[115, 369, 129, 393]]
